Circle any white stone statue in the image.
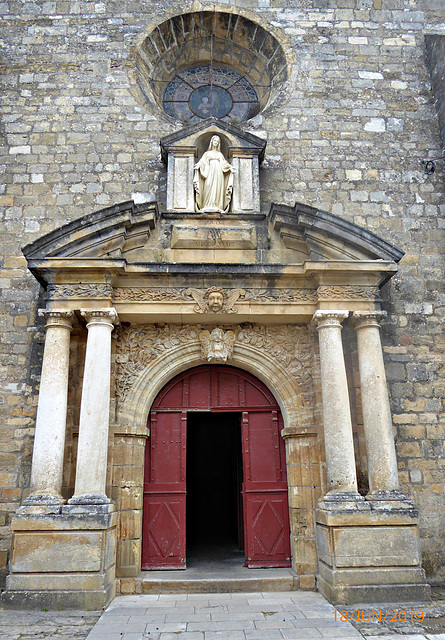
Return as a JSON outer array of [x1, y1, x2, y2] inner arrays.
[[193, 135, 234, 213]]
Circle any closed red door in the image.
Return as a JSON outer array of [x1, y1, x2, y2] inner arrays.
[[142, 366, 291, 569]]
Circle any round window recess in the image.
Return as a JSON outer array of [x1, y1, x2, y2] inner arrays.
[[163, 65, 260, 124], [134, 11, 289, 124]]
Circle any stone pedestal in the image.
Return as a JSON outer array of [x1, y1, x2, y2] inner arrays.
[[316, 507, 430, 604], [1, 506, 117, 609]]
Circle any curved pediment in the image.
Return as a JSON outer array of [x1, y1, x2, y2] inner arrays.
[[22, 199, 157, 260], [22, 198, 403, 322], [22, 198, 403, 265], [269, 202, 404, 262]]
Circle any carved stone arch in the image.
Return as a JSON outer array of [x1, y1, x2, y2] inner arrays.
[[114, 332, 315, 578], [117, 337, 311, 435]]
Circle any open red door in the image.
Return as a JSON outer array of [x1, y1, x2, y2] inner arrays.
[[142, 365, 291, 570], [142, 410, 187, 569], [242, 410, 291, 567]]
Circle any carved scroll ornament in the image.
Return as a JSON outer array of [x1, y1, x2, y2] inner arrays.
[[114, 323, 316, 409], [112, 287, 245, 313]]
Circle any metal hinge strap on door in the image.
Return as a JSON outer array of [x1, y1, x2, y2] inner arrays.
[[272, 410, 281, 478], [181, 411, 187, 483], [242, 411, 250, 480]]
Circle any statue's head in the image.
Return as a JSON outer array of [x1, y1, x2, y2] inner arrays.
[[209, 135, 221, 150]]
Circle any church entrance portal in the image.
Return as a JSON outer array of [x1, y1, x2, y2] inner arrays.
[[141, 365, 291, 570], [186, 412, 243, 561]]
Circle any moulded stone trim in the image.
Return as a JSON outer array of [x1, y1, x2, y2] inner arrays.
[[116, 336, 313, 435]]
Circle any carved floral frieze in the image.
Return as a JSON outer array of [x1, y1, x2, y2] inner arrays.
[[113, 286, 246, 313], [244, 289, 317, 303], [112, 285, 377, 305], [114, 323, 316, 409], [113, 288, 190, 302], [47, 283, 113, 299], [317, 285, 380, 301]]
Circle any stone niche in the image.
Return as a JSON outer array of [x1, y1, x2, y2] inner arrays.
[[160, 118, 266, 216]]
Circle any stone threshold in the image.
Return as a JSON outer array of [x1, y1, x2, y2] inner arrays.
[[117, 567, 300, 594]]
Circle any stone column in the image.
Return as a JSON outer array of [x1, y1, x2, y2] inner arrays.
[[69, 308, 118, 505], [312, 311, 363, 504], [24, 310, 74, 505], [352, 311, 401, 499]]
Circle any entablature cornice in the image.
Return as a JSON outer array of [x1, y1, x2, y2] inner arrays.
[[33, 259, 396, 323]]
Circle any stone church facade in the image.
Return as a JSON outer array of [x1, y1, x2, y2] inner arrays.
[[0, 0, 444, 608]]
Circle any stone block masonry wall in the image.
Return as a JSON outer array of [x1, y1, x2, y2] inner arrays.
[[425, 35, 445, 144], [0, 0, 444, 584]]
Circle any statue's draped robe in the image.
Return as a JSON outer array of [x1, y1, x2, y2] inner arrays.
[[193, 150, 233, 212]]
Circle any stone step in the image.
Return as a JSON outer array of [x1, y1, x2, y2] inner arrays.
[[119, 568, 299, 595]]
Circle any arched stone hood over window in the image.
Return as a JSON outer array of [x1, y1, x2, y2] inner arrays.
[[22, 196, 403, 325]]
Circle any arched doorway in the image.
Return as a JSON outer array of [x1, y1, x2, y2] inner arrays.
[[142, 365, 291, 570]]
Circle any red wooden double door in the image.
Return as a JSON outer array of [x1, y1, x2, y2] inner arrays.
[[142, 365, 291, 569]]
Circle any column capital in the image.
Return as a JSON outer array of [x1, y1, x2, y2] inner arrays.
[[38, 309, 75, 329], [80, 307, 119, 327], [351, 310, 387, 330], [312, 310, 349, 330]]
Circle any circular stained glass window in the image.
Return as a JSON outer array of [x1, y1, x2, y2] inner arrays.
[[163, 65, 260, 124]]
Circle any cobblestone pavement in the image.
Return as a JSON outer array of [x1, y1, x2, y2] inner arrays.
[[0, 591, 444, 639], [344, 588, 445, 639], [0, 609, 102, 640]]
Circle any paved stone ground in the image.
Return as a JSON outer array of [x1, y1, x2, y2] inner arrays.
[[0, 590, 444, 639], [0, 610, 102, 639], [85, 591, 363, 639], [344, 588, 445, 639]]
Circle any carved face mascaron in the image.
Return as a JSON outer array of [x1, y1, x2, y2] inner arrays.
[[207, 291, 224, 313]]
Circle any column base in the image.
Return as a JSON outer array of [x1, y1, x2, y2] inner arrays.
[[22, 493, 66, 506], [68, 492, 111, 505], [318, 491, 371, 512], [0, 508, 117, 610], [366, 489, 416, 511], [315, 506, 430, 605]]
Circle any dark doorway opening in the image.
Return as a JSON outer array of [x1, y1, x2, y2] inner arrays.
[[186, 412, 243, 561]]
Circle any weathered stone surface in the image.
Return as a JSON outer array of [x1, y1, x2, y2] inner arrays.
[[316, 508, 430, 604], [0, 0, 444, 605]]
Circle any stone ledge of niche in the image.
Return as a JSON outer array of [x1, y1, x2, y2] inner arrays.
[[161, 210, 266, 220], [316, 508, 419, 527], [11, 510, 118, 530], [112, 423, 150, 438]]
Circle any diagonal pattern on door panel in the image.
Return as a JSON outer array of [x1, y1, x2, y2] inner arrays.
[[251, 499, 285, 555], [148, 501, 182, 558]]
